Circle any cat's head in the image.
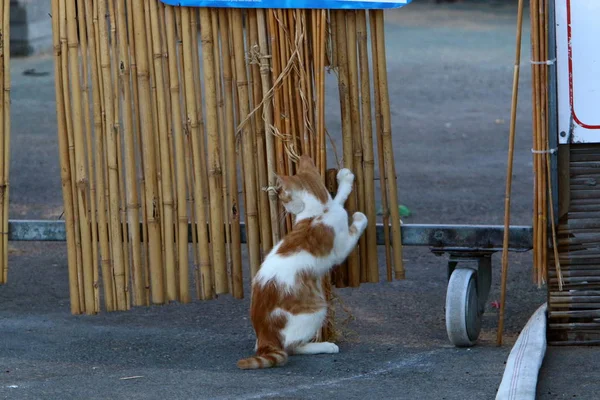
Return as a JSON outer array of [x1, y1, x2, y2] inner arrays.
[[277, 155, 330, 216]]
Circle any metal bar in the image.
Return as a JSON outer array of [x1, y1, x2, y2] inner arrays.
[[7, 220, 533, 251]]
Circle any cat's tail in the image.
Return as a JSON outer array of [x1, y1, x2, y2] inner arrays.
[[237, 346, 288, 370]]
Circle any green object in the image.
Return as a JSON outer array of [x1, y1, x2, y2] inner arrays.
[[399, 205, 411, 218], [377, 204, 411, 218]]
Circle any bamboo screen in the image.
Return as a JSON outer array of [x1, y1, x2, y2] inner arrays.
[[0, 0, 9, 286], [51, 0, 404, 315]]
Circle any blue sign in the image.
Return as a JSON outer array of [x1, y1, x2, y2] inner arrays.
[[160, 0, 411, 10]]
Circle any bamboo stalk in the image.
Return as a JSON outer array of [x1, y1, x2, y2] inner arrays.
[[164, 4, 191, 303], [0, 0, 6, 284], [127, 0, 151, 305], [144, 1, 165, 294], [357, 10, 379, 283], [66, 0, 96, 314], [373, 10, 404, 280], [231, 9, 261, 278], [148, 0, 177, 302], [218, 9, 243, 298], [277, 10, 293, 179], [318, 10, 327, 177], [115, 0, 145, 306], [257, 9, 280, 246], [497, 0, 525, 346], [336, 10, 360, 287], [269, 11, 285, 184], [211, 9, 232, 293], [75, 0, 100, 310], [132, 0, 164, 304], [369, 11, 392, 282], [52, 0, 80, 314], [61, 0, 85, 313], [181, 7, 213, 300], [84, 0, 114, 312], [249, 10, 273, 258], [199, 8, 228, 295], [531, 0, 544, 285], [345, 10, 367, 283], [98, 0, 128, 311]]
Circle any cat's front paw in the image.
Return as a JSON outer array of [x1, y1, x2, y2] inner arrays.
[[337, 168, 354, 186], [322, 342, 340, 354], [352, 212, 368, 234]]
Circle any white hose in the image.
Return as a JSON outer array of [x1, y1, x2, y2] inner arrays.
[[495, 303, 547, 400]]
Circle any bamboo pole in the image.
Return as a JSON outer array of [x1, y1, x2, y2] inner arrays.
[[107, 0, 131, 310], [75, 0, 100, 310], [497, 0, 525, 346], [218, 9, 243, 298], [66, 0, 96, 314], [335, 10, 360, 287], [318, 10, 327, 177], [256, 9, 280, 246], [369, 12, 392, 282], [345, 10, 367, 283], [0, 0, 5, 284], [116, 0, 145, 306], [144, 1, 165, 292], [373, 10, 404, 280], [249, 10, 273, 257], [269, 11, 285, 181], [98, 0, 128, 311], [199, 8, 228, 295], [149, 0, 177, 302], [61, 0, 85, 313], [52, 0, 80, 314], [132, 0, 165, 304], [84, 0, 114, 311], [164, 4, 191, 303], [231, 9, 261, 278], [127, 0, 151, 305], [211, 9, 232, 293], [357, 10, 379, 283], [1, 0, 8, 283], [181, 7, 213, 300]]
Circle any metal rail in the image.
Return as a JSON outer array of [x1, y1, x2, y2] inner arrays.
[[8, 220, 533, 251]]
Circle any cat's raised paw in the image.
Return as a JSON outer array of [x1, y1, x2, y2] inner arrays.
[[352, 212, 368, 233], [337, 168, 354, 185]]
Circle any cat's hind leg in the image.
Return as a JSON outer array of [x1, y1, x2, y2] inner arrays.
[[281, 309, 328, 350], [294, 342, 339, 355]]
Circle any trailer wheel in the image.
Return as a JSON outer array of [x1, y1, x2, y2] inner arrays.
[[445, 268, 481, 347]]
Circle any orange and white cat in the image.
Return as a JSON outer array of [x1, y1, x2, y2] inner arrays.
[[237, 155, 367, 370]]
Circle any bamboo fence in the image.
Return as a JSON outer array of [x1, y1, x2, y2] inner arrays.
[[0, 0, 9, 286], [51, 0, 404, 315]]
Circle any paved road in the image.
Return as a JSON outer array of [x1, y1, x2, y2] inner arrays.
[[1, 1, 591, 399]]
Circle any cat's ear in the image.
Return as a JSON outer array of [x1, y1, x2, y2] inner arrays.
[[298, 155, 317, 171]]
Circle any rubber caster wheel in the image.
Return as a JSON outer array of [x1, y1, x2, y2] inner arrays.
[[445, 268, 481, 347]]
